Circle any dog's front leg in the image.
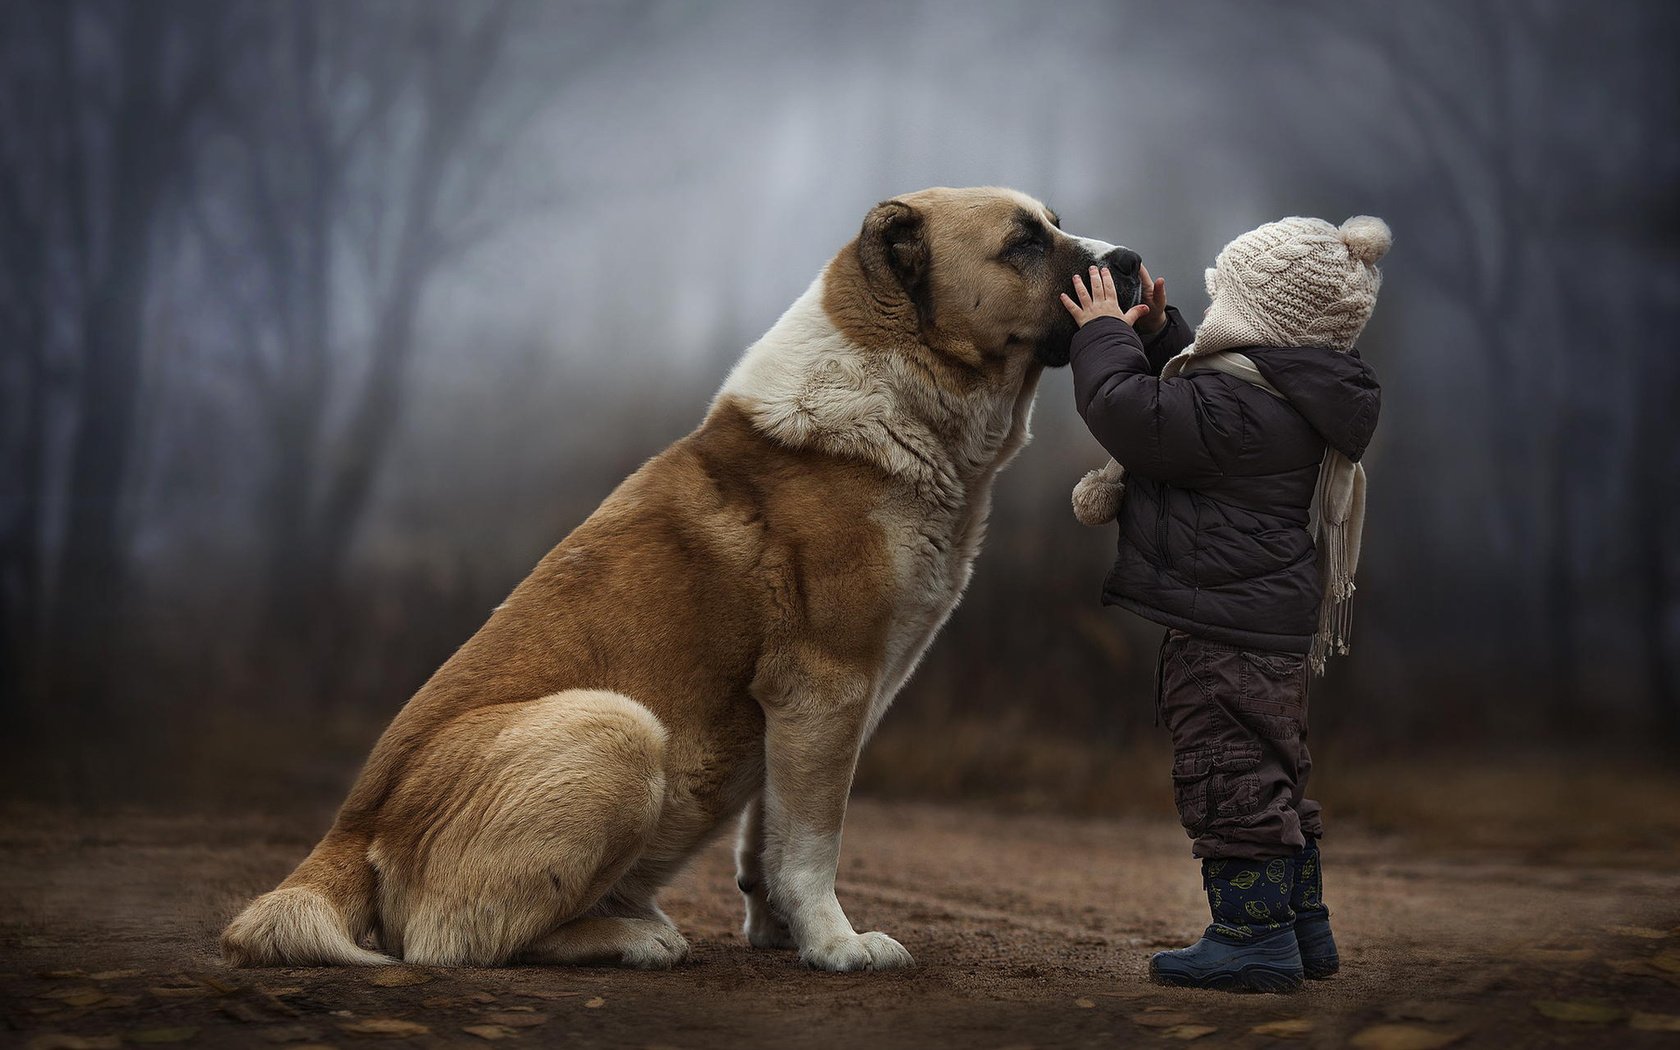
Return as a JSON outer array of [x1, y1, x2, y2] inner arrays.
[[758, 668, 913, 972]]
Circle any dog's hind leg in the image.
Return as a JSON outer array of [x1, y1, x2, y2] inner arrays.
[[736, 794, 795, 949], [520, 915, 690, 969], [518, 866, 692, 968], [383, 690, 668, 967]]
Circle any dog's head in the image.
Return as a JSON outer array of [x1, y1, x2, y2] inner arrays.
[[839, 186, 1140, 370]]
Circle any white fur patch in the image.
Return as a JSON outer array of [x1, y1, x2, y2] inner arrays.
[[715, 274, 956, 487], [1073, 234, 1119, 257]]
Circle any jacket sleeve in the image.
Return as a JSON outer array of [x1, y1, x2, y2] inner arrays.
[[1069, 315, 1223, 483], [1140, 305, 1193, 376]]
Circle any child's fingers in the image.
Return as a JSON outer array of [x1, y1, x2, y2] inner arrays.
[[1059, 292, 1081, 317], [1122, 303, 1150, 326], [1099, 266, 1118, 303], [1072, 273, 1092, 308]]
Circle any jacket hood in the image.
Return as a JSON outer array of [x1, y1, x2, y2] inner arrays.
[[1246, 346, 1381, 462]]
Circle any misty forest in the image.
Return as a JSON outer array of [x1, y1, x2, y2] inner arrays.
[[2, 0, 1678, 806], [5, 4, 1680, 1049]]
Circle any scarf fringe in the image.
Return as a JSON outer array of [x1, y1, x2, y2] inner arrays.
[[1309, 522, 1356, 675], [1307, 446, 1365, 676]]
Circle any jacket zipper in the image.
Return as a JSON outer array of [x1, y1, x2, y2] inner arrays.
[[1156, 493, 1172, 571]]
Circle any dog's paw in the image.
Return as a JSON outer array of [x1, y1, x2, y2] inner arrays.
[[621, 924, 691, 969], [800, 930, 914, 972], [743, 903, 796, 950]]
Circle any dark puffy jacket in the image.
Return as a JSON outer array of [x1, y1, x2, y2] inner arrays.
[[1069, 307, 1381, 653]]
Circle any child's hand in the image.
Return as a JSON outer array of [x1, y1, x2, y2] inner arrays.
[[1060, 265, 1151, 329], [1134, 264, 1169, 337]]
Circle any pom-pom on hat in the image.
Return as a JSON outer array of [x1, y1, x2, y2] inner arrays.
[[1194, 215, 1391, 354]]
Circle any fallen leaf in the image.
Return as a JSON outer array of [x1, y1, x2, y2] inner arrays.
[[1251, 1018, 1314, 1037], [27, 1036, 121, 1050], [485, 1012, 550, 1028], [1631, 1013, 1680, 1032], [423, 991, 496, 1008], [339, 1018, 432, 1038], [221, 1001, 273, 1024], [191, 974, 243, 995], [1385, 1001, 1466, 1023], [259, 1024, 320, 1043], [463, 1025, 518, 1041], [1653, 951, 1680, 974], [149, 986, 213, 999], [1521, 947, 1595, 964], [90, 995, 141, 1010], [1163, 1024, 1218, 1040], [1608, 958, 1667, 978], [1533, 1000, 1624, 1023], [256, 992, 301, 1019], [57, 990, 108, 1008], [127, 1029, 200, 1045], [367, 967, 432, 988], [516, 989, 581, 1001], [1603, 924, 1669, 939], [1074, 997, 1096, 1009], [1349, 1023, 1465, 1049], [1133, 1011, 1192, 1028], [88, 969, 145, 981], [262, 986, 304, 997], [584, 996, 606, 1009]]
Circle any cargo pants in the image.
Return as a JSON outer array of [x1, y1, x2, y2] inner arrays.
[[1156, 629, 1322, 859]]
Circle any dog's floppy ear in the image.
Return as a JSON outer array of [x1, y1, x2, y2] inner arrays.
[[858, 199, 931, 326]]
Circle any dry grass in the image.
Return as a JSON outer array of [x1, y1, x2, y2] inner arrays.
[[12, 698, 1679, 869], [856, 716, 1680, 863]]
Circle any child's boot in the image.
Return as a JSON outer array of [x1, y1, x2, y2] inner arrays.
[[1150, 857, 1303, 992], [1292, 838, 1338, 978]]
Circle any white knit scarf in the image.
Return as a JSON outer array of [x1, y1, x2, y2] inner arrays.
[[1070, 342, 1367, 674]]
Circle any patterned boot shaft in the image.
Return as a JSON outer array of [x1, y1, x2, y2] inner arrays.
[[1149, 856, 1303, 992], [1292, 839, 1327, 916], [1204, 856, 1296, 941], [1291, 839, 1339, 978]]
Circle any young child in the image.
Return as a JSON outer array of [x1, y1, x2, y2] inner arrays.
[[1059, 216, 1389, 992]]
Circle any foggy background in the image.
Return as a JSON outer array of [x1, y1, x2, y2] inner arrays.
[[3, 0, 1677, 808]]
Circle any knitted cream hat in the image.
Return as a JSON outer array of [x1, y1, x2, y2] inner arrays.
[[1196, 215, 1392, 354]]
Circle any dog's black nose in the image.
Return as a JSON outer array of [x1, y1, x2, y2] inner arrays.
[[1105, 247, 1141, 277]]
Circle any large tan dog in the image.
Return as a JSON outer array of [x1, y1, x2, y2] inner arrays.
[[223, 187, 1140, 972]]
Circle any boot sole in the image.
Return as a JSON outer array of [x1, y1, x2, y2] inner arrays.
[[1303, 960, 1339, 980], [1150, 965, 1304, 994]]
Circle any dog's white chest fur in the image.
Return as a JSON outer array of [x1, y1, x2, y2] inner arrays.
[[718, 272, 1035, 737]]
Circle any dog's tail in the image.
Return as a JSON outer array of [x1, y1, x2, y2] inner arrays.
[[222, 827, 395, 967]]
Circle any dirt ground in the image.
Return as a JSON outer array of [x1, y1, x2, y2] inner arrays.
[[3, 799, 1678, 1049]]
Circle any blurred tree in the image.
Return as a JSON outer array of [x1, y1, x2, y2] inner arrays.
[[0, 1, 234, 742], [186, 0, 653, 697]]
